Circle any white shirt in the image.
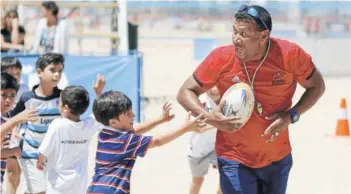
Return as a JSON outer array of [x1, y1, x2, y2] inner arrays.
[[38, 117, 103, 194], [188, 94, 218, 157], [32, 18, 68, 54]]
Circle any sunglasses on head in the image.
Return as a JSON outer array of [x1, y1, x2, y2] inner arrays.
[[238, 5, 269, 31]]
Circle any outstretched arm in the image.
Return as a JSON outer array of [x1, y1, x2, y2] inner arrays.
[[1, 109, 38, 140], [149, 112, 206, 148], [134, 102, 175, 135]]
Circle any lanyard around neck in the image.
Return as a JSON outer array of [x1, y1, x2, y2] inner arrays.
[[242, 40, 271, 95]]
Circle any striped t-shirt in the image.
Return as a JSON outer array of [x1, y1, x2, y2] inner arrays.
[[0, 116, 9, 184], [87, 126, 153, 194], [10, 85, 61, 159]]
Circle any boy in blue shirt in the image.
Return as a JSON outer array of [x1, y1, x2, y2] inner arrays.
[[87, 91, 206, 194], [10, 53, 64, 194]]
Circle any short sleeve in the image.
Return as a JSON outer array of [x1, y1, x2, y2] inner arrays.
[[193, 48, 223, 90], [84, 116, 104, 133], [289, 44, 315, 83], [96, 131, 152, 162], [127, 134, 153, 158], [38, 120, 59, 157]]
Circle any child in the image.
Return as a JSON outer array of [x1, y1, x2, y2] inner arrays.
[[35, 75, 105, 194], [35, 85, 101, 194], [36, 78, 178, 193], [1, 56, 30, 194], [10, 52, 64, 194], [0, 72, 38, 192], [86, 91, 206, 194], [1, 56, 30, 103], [187, 86, 222, 194]]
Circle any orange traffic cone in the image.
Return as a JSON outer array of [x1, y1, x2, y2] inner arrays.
[[335, 98, 350, 136]]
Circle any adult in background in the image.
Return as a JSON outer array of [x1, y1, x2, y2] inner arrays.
[[32, 1, 68, 54], [1, 10, 26, 53], [177, 5, 325, 194]]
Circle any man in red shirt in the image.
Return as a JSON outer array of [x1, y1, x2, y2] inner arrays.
[[177, 5, 325, 194]]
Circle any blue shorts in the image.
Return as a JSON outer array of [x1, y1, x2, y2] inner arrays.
[[218, 153, 293, 194]]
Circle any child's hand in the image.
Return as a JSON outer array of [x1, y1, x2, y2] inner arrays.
[[1, 137, 10, 149], [184, 112, 207, 131], [12, 130, 22, 140], [37, 153, 46, 171], [14, 109, 39, 123], [159, 101, 175, 122], [93, 74, 106, 97]]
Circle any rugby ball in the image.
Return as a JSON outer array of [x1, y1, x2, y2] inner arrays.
[[221, 82, 255, 127]]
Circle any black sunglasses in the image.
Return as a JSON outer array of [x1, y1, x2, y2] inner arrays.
[[238, 5, 269, 31]]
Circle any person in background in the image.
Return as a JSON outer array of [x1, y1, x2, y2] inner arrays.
[[1, 10, 26, 53], [187, 86, 222, 194], [32, 1, 68, 54]]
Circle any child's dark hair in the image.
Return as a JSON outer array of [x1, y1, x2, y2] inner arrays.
[[1, 57, 22, 72], [61, 86, 89, 116], [1, 72, 19, 92], [42, 1, 59, 16], [36, 53, 64, 70], [93, 91, 132, 126]]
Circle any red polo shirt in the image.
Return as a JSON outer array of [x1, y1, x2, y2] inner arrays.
[[193, 37, 315, 168]]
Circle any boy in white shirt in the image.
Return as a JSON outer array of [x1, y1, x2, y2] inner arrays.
[[188, 86, 222, 194], [36, 84, 102, 194]]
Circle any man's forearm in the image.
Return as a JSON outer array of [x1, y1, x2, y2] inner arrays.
[[177, 88, 208, 117], [292, 86, 325, 115]]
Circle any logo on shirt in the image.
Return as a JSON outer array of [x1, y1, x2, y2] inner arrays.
[[232, 76, 240, 83], [61, 140, 88, 144], [40, 118, 55, 125], [272, 72, 286, 85]]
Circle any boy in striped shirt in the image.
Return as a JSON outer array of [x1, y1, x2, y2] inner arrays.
[[87, 91, 206, 194], [1, 73, 38, 193]]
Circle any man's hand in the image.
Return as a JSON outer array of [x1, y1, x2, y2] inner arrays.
[[159, 101, 175, 123], [93, 74, 106, 97], [261, 111, 291, 142], [205, 100, 242, 133]]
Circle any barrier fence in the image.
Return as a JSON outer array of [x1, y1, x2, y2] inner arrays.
[[2, 53, 143, 122]]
